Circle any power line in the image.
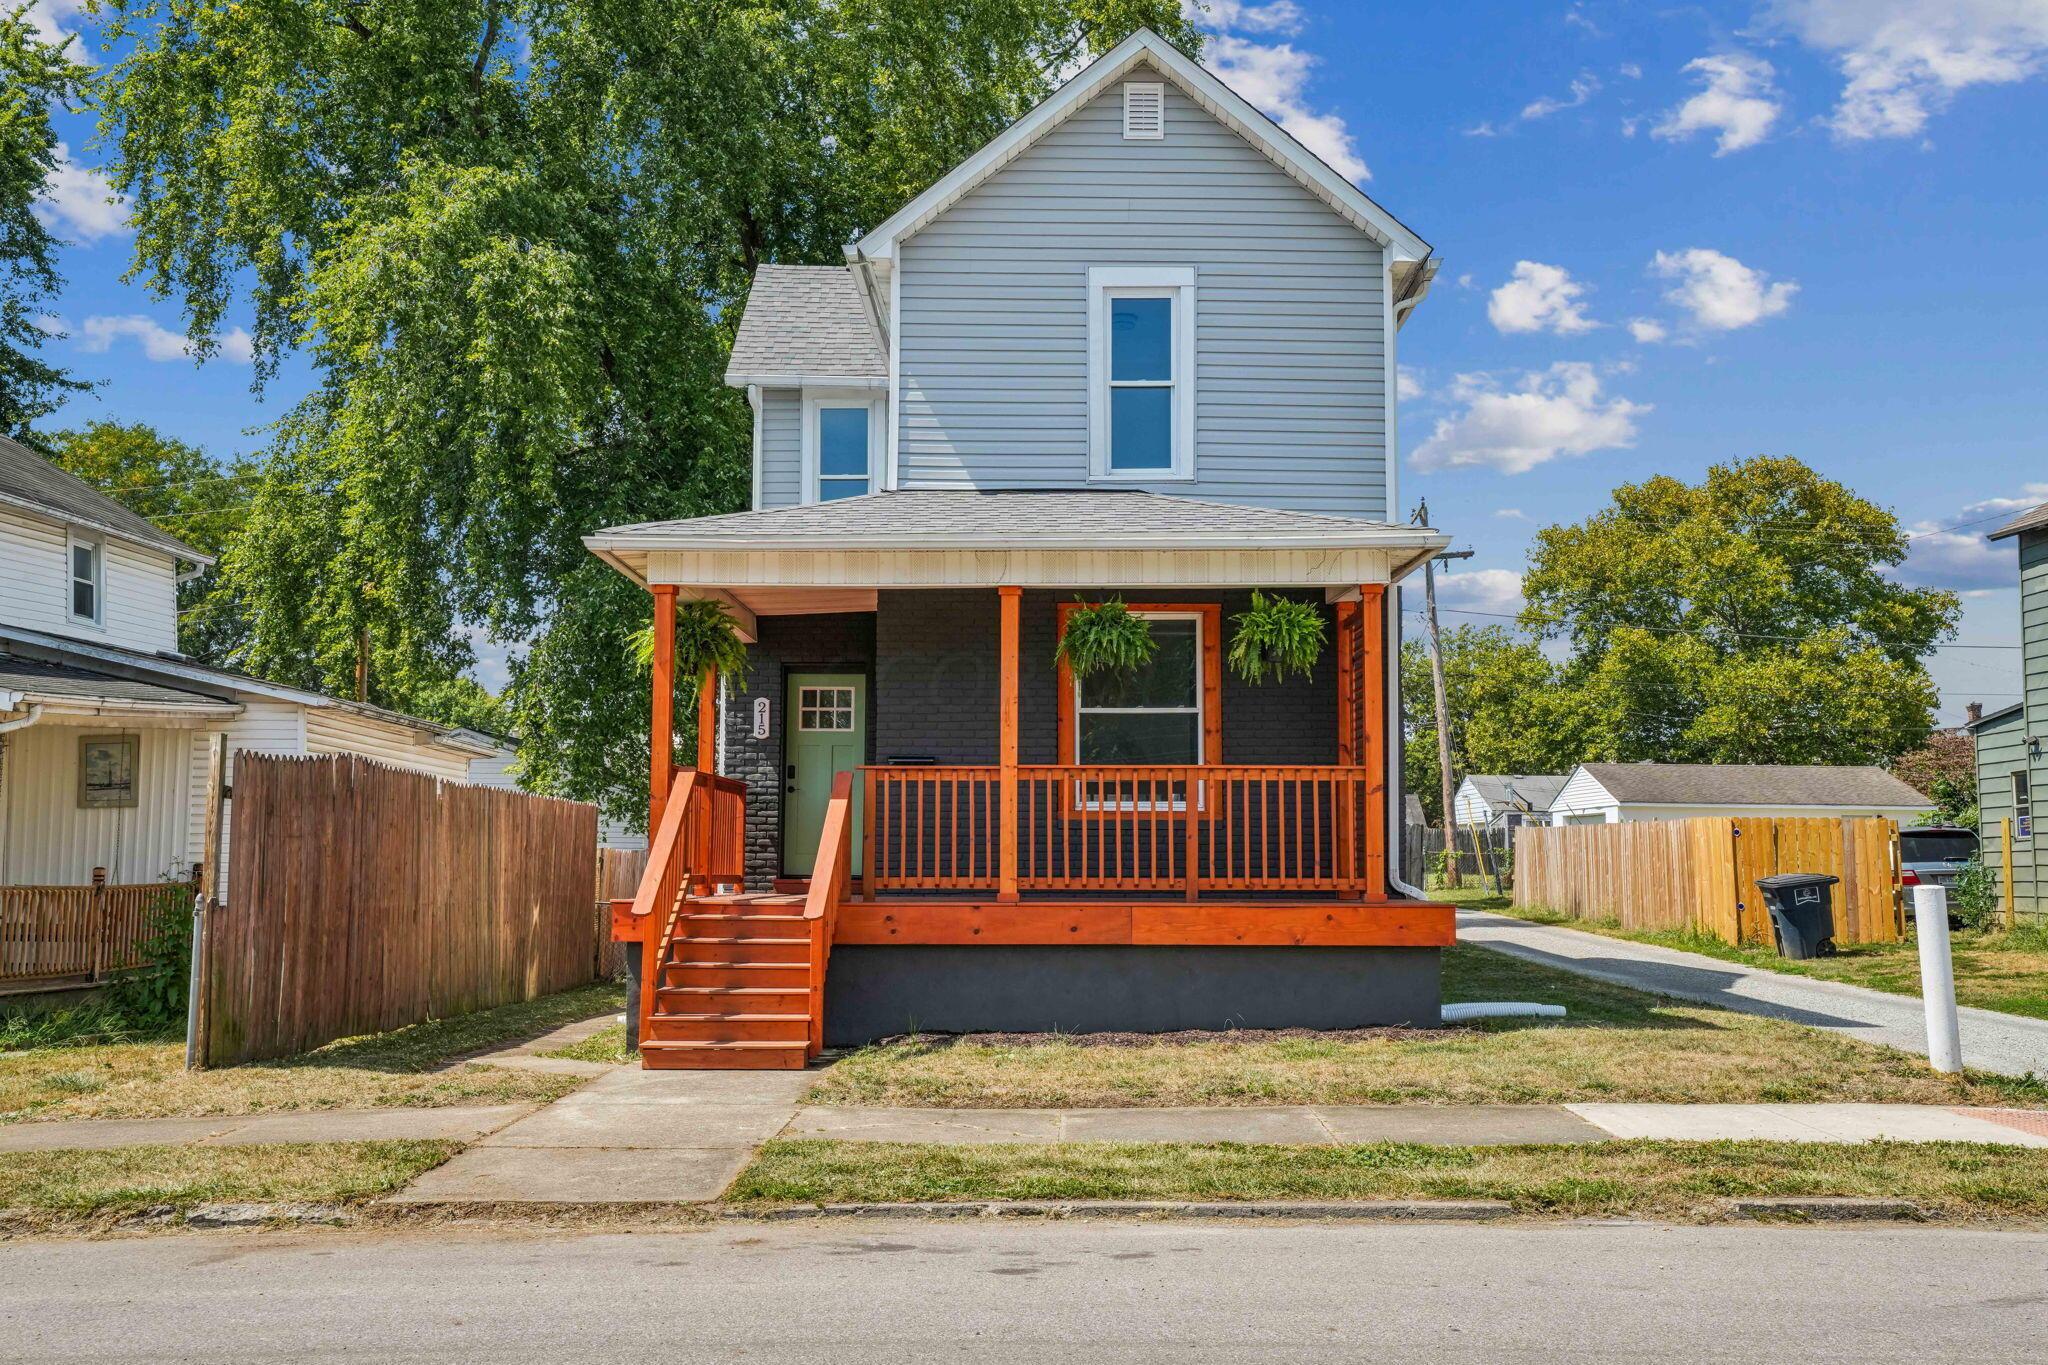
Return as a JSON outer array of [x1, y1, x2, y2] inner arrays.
[[1405, 604, 2022, 651]]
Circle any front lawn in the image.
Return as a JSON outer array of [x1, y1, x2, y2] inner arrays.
[[0, 1140, 458, 1221], [808, 946, 2044, 1109], [728, 1138, 2048, 1220], [0, 983, 622, 1124], [1480, 891, 2048, 1022]]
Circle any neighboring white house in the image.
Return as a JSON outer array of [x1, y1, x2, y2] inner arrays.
[[1545, 762, 1931, 827], [0, 434, 504, 887], [1453, 774, 1568, 830]]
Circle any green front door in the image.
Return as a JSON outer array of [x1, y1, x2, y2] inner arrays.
[[784, 673, 865, 876]]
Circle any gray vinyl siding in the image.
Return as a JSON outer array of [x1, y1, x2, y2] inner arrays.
[[758, 388, 802, 509], [1975, 527, 2047, 920], [895, 68, 1388, 517]]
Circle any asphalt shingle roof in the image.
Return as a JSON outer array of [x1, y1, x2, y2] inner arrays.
[[1578, 763, 1930, 809], [1990, 501, 2048, 541], [591, 488, 1432, 549], [0, 433, 210, 563], [0, 656, 230, 710], [1464, 774, 1569, 814], [725, 265, 886, 382]]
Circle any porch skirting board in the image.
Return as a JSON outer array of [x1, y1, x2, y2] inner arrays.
[[821, 945, 1441, 1046]]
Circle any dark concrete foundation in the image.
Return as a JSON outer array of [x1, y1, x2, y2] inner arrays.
[[822, 946, 1442, 1046]]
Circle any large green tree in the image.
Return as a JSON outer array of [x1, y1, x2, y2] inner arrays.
[[1521, 456, 1958, 767], [94, 0, 1198, 827], [46, 420, 255, 662], [0, 9, 90, 440], [1401, 624, 1575, 824]]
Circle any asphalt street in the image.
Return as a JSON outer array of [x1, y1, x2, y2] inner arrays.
[[4, 1218, 2045, 1363]]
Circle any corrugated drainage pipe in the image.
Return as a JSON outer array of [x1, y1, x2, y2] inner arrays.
[[1441, 1002, 1567, 1023]]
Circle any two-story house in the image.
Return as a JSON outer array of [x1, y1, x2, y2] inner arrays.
[[587, 29, 1454, 1067], [0, 432, 505, 899], [1972, 498, 2046, 921]]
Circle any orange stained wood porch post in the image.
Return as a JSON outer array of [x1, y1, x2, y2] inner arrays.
[[649, 585, 677, 832], [696, 666, 718, 773], [1358, 585, 1388, 896], [997, 586, 1022, 903], [1333, 600, 1359, 892]]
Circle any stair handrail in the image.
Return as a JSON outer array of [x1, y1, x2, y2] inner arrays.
[[801, 771, 855, 1057], [619, 769, 701, 1049]]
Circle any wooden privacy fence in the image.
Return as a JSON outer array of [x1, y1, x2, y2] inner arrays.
[[595, 846, 649, 977], [1514, 817, 1904, 946], [200, 753, 600, 1065], [1, 878, 179, 988]]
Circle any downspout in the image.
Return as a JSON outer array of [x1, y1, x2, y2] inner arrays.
[[0, 704, 45, 735], [1381, 598, 1431, 901]]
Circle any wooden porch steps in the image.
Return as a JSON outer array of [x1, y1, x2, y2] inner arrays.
[[642, 890, 819, 1070]]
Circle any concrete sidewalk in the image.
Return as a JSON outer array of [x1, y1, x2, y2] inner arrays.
[[1458, 907, 2048, 1079], [0, 1104, 537, 1153]]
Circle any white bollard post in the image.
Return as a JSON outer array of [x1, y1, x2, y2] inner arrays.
[[1912, 885, 1962, 1075]]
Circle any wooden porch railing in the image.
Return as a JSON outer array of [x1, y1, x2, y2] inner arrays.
[[1, 879, 178, 986], [861, 765, 1377, 897], [802, 771, 856, 1056], [612, 769, 748, 1043]]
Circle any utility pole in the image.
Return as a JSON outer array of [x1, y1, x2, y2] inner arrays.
[[1415, 500, 1473, 890]]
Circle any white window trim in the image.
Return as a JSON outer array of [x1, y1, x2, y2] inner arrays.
[[66, 529, 104, 628], [800, 389, 885, 506], [1073, 609, 1204, 809], [1088, 266, 1196, 482]]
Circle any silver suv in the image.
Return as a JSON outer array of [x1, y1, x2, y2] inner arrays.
[[1899, 826, 1978, 891]]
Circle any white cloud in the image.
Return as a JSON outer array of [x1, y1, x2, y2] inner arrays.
[[1411, 363, 1649, 475], [1900, 523, 2016, 591], [1960, 482, 2048, 516], [1495, 507, 1531, 520], [1620, 62, 1644, 80], [79, 315, 254, 365], [1627, 317, 1668, 343], [31, 314, 69, 337], [1464, 120, 1504, 137], [1654, 52, 1783, 154], [1488, 261, 1599, 336], [1563, 4, 1604, 36], [22, 1, 90, 56], [1397, 365, 1426, 401], [1204, 34, 1370, 180], [1773, 0, 2048, 140], [1435, 567, 1529, 617], [1196, 0, 1304, 34], [1456, 273, 1476, 289], [1522, 73, 1602, 120], [1651, 248, 1798, 330], [33, 143, 130, 243]]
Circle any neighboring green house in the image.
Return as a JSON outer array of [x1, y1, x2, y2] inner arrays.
[[1972, 498, 2047, 921]]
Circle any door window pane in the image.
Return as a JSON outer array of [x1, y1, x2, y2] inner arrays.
[[1110, 297, 1172, 381]]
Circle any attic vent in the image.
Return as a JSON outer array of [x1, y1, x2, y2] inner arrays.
[[1123, 82, 1165, 140]]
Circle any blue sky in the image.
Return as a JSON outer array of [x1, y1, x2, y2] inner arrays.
[[25, 1, 2047, 721]]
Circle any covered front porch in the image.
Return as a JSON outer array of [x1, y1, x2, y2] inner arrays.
[[590, 491, 1455, 1067]]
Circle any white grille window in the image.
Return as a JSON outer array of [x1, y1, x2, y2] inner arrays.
[[1123, 82, 1165, 140], [798, 686, 856, 732]]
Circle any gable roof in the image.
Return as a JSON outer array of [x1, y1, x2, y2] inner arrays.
[[1969, 701, 2025, 732], [1462, 774, 1569, 814], [589, 488, 1443, 552], [1989, 500, 2048, 541], [849, 28, 1431, 268], [725, 265, 887, 386], [1574, 763, 1930, 810], [0, 655, 237, 715], [0, 433, 211, 564]]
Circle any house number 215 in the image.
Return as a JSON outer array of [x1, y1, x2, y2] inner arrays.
[[752, 697, 771, 740]]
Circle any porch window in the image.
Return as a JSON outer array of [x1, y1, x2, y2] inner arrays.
[[802, 393, 879, 503], [68, 533, 102, 625], [1075, 614, 1202, 765], [1088, 267, 1195, 480]]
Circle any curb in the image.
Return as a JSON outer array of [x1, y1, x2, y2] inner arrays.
[[1729, 1198, 1924, 1222], [726, 1199, 1517, 1222]]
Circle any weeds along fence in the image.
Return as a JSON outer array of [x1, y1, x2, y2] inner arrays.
[[200, 753, 600, 1065], [0, 878, 181, 989], [1513, 817, 1903, 947]]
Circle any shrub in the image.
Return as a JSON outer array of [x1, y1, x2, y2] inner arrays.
[[101, 887, 194, 1037], [1948, 857, 2001, 932]]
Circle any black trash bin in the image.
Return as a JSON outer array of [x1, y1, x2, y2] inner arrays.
[[1755, 873, 1840, 959]]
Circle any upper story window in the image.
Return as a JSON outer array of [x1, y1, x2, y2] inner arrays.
[[802, 393, 881, 503], [67, 532, 103, 626], [1088, 267, 1195, 481]]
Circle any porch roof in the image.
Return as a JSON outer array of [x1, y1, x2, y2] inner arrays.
[[587, 489, 1450, 593], [0, 656, 240, 720]]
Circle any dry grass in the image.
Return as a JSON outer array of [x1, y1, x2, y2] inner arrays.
[[729, 1138, 2048, 1219], [0, 1140, 458, 1215], [0, 983, 623, 1124], [540, 1023, 632, 1065], [808, 946, 2045, 1109]]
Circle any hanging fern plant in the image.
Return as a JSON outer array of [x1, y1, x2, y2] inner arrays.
[[1055, 598, 1157, 677], [1228, 590, 1326, 685], [631, 597, 750, 687]]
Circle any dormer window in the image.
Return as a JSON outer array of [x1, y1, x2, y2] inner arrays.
[[68, 532, 103, 625], [1088, 267, 1195, 480], [802, 392, 882, 503]]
